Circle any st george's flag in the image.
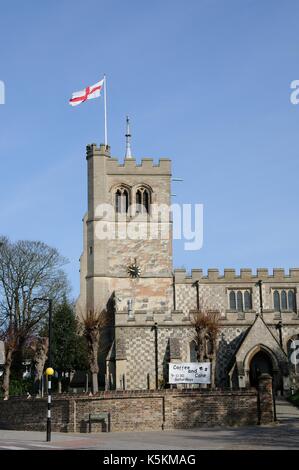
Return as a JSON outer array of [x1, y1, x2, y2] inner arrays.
[[69, 78, 104, 106]]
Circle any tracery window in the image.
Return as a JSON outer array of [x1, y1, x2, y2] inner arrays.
[[135, 187, 150, 214], [115, 187, 129, 213]]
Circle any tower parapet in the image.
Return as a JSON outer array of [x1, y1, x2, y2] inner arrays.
[[86, 143, 111, 159], [85, 144, 171, 174], [107, 157, 171, 175]]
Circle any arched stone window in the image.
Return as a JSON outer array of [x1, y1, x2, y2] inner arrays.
[[135, 187, 150, 214], [281, 290, 288, 310], [244, 291, 252, 311], [229, 291, 236, 310], [237, 291, 243, 312], [273, 290, 280, 311], [115, 187, 129, 213]]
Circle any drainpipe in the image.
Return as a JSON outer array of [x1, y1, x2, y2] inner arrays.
[[196, 280, 200, 311], [275, 321, 284, 396], [256, 280, 263, 315]]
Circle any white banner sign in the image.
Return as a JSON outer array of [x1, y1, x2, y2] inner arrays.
[[169, 362, 211, 384]]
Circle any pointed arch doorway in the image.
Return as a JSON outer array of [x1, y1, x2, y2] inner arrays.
[[249, 350, 273, 387]]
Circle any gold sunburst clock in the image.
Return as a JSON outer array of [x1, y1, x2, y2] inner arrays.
[[127, 258, 141, 278]]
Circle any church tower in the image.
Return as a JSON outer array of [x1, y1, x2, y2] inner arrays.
[[77, 120, 173, 321]]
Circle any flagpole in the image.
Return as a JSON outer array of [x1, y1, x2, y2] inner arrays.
[[104, 74, 108, 147]]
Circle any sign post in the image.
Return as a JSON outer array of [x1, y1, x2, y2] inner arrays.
[[45, 367, 54, 442]]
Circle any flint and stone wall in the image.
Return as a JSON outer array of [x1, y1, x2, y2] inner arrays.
[[112, 268, 299, 389], [173, 268, 299, 323]]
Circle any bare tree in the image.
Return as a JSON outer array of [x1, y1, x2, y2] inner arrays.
[[0, 237, 69, 398], [1, 326, 18, 399], [78, 309, 108, 394], [191, 309, 220, 388]]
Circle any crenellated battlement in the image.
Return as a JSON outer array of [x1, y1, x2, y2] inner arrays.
[[86, 143, 110, 158], [107, 157, 171, 175], [174, 268, 299, 283], [86, 143, 171, 175]]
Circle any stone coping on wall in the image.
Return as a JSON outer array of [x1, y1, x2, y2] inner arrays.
[[3, 388, 257, 402], [113, 318, 299, 327]]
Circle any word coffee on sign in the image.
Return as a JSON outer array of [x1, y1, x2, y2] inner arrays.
[[169, 362, 211, 384]]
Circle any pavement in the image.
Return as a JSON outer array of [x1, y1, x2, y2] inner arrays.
[[0, 397, 298, 450]]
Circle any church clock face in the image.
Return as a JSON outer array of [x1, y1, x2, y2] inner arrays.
[[127, 259, 141, 278]]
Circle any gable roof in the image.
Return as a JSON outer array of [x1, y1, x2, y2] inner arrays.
[[226, 314, 288, 374]]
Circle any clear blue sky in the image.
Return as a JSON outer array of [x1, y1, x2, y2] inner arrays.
[[1, 0, 299, 299]]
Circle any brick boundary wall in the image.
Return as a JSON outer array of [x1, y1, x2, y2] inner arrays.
[[0, 376, 274, 432]]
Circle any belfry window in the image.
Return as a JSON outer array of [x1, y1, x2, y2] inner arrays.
[[273, 289, 296, 312], [115, 187, 129, 213], [136, 187, 150, 214], [136, 190, 142, 208]]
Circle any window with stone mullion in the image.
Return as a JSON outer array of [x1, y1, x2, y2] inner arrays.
[[229, 290, 252, 312], [273, 289, 296, 312]]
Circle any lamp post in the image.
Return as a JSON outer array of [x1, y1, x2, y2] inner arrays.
[[33, 297, 53, 442]]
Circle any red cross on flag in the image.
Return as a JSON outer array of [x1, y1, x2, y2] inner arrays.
[[69, 78, 104, 106]]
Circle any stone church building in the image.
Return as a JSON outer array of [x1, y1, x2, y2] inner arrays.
[[76, 132, 299, 392]]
